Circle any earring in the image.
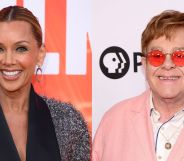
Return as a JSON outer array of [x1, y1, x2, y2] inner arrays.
[[36, 65, 43, 82], [34, 65, 45, 96]]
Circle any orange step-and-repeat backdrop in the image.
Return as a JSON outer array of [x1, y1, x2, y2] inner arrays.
[[14, 0, 91, 131]]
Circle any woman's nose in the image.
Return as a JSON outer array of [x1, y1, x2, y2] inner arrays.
[[1, 51, 16, 65]]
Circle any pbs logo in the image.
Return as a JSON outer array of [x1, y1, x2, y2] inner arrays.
[[100, 46, 130, 79]]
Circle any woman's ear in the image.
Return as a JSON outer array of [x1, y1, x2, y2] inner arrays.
[[37, 44, 46, 66]]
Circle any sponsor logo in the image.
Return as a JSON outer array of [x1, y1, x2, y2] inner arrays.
[[100, 46, 130, 79]]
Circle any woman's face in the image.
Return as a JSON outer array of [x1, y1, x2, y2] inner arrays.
[[0, 21, 45, 92], [142, 28, 184, 102]]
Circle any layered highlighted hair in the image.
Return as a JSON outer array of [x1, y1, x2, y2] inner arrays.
[[141, 10, 184, 54], [0, 5, 42, 47]]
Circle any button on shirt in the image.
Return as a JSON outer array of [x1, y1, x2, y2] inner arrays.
[[150, 95, 184, 161]]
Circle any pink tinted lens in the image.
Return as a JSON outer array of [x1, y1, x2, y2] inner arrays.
[[147, 50, 165, 67], [172, 50, 184, 66]]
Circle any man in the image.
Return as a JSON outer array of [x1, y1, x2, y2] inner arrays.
[[93, 10, 184, 161]]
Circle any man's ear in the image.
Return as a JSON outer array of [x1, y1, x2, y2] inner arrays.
[[37, 44, 46, 66], [141, 56, 146, 68], [141, 56, 147, 74]]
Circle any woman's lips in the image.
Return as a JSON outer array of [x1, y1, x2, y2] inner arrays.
[[1, 70, 22, 80]]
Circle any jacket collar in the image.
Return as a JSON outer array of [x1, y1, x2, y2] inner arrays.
[[130, 89, 157, 161], [131, 89, 151, 113], [0, 86, 61, 161]]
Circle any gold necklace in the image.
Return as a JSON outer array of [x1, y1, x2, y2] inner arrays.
[[159, 121, 184, 150], [151, 111, 184, 150]]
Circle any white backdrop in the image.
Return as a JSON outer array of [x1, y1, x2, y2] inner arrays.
[[92, 0, 184, 137]]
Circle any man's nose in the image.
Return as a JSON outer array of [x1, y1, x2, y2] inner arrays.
[[161, 54, 175, 69]]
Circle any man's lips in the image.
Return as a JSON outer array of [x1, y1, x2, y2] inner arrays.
[[158, 76, 180, 80]]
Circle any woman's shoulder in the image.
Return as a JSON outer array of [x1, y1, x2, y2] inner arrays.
[[43, 97, 80, 117], [42, 97, 91, 161], [42, 97, 87, 127]]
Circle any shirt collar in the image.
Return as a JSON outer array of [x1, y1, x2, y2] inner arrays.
[[149, 92, 184, 123]]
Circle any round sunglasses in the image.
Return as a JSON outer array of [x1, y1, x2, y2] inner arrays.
[[145, 50, 184, 67]]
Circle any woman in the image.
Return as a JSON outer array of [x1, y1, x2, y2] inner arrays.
[[93, 10, 184, 161], [0, 5, 90, 161]]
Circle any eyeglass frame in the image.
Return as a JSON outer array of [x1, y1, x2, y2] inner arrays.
[[141, 47, 184, 67]]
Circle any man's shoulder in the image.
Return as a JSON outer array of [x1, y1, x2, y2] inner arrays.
[[103, 90, 150, 120]]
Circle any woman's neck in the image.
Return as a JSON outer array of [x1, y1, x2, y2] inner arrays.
[[0, 85, 31, 113]]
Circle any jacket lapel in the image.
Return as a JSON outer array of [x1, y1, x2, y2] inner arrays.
[[26, 86, 61, 161], [0, 106, 21, 161], [0, 86, 61, 161], [131, 90, 157, 161]]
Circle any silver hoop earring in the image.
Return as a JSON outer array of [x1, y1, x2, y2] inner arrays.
[[36, 66, 43, 82]]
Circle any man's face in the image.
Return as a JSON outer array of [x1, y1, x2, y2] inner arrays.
[[142, 28, 184, 102]]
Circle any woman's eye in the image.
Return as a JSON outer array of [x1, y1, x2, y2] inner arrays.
[[0, 47, 4, 53], [16, 46, 28, 52]]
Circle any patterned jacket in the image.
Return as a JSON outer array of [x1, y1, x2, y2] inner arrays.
[[44, 98, 91, 161]]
